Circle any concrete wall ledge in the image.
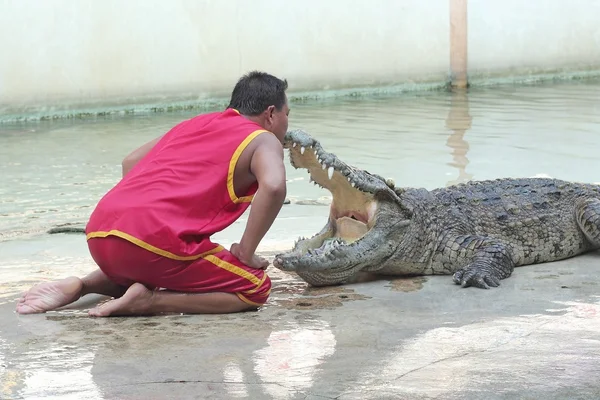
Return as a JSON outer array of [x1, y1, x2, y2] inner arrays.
[[2, 69, 600, 124]]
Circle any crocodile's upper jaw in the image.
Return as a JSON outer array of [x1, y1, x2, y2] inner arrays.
[[273, 129, 397, 271]]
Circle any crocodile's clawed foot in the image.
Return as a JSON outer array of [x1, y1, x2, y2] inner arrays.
[[453, 266, 501, 289]]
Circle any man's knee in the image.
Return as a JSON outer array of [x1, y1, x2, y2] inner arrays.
[[256, 273, 272, 303], [238, 273, 272, 307]]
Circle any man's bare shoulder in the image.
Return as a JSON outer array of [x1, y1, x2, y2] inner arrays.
[[251, 132, 284, 157], [236, 131, 284, 183], [253, 131, 283, 147], [248, 132, 286, 185]]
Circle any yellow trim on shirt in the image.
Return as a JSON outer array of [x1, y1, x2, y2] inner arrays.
[[86, 230, 224, 261], [227, 129, 269, 204]]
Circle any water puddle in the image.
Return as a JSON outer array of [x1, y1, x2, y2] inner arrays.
[[267, 269, 372, 310], [386, 276, 428, 292], [273, 291, 371, 310]]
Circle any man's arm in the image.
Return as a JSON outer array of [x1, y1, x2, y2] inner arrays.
[[121, 135, 163, 177], [236, 136, 287, 265]]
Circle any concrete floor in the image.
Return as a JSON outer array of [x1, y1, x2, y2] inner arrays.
[[1, 235, 599, 400]]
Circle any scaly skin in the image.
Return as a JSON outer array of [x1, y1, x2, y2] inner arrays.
[[273, 129, 600, 289], [377, 179, 600, 288]]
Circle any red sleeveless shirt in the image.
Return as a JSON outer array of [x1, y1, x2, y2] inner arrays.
[[86, 108, 270, 260]]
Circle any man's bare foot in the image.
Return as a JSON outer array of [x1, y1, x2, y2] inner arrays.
[[16, 277, 83, 314], [88, 283, 154, 317]]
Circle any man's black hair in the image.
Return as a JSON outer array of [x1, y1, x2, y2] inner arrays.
[[227, 71, 288, 116]]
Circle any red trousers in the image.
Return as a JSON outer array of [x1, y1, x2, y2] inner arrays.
[[87, 235, 271, 307]]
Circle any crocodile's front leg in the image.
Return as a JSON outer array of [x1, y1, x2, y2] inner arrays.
[[435, 234, 516, 289], [575, 198, 600, 247]]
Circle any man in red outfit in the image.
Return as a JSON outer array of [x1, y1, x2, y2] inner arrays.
[[16, 71, 290, 317]]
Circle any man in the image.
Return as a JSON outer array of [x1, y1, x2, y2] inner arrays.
[[16, 71, 290, 317]]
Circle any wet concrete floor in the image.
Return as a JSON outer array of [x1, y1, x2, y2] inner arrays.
[[1, 235, 600, 399]]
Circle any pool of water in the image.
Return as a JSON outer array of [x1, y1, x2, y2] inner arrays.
[[1, 79, 599, 254]]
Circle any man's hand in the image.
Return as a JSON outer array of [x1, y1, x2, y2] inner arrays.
[[230, 243, 269, 270]]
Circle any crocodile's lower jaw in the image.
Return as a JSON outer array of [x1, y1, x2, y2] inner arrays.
[[288, 201, 377, 257]]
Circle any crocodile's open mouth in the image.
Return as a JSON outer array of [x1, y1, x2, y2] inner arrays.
[[289, 144, 377, 254], [274, 130, 391, 265]]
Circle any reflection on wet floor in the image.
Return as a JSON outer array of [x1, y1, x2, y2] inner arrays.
[[221, 361, 249, 398], [0, 333, 102, 400], [19, 347, 100, 400], [251, 320, 336, 399], [340, 298, 600, 400], [1, 301, 342, 399]]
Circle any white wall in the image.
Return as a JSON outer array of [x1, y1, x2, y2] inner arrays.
[[0, 0, 599, 120], [0, 0, 449, 117], [468, 0, 600, 79]]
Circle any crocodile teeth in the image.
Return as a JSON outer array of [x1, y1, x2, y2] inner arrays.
[[327, 166, 334, 179], [322, 163, 327, 170], [300, 146, 305, 154], [293, 142, 297, 148], [351, 181, 356, 187]]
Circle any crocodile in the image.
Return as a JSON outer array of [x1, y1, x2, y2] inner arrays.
[[272, 129, 600, 289]]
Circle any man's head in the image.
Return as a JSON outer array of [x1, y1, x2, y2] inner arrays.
[[228, 71, 290, 141]]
